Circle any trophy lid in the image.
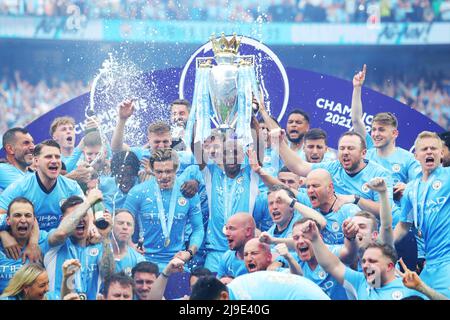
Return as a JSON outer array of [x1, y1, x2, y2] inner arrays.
[[210, 32, 241, 57]]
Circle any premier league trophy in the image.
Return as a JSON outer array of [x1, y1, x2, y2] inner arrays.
[[184, 33, 260, 148]]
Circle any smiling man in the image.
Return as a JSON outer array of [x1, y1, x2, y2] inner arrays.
[[0, 128, 35, 192], [0, 140, 84, 231]]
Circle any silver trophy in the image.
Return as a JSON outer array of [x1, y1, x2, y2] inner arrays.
[[196, 33, 256, 131]]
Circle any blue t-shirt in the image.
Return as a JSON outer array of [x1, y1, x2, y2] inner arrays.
[[0, 173, 84, 231], [365, 147, 421, 187], [114, 246, 145, 277], [400, 166, 450, 266], [0, 163, 29, 192], [277, 245, 348, 300], [311, 159, 394, 205], [0, 231, 48, 294], [42, 233, 104, 300], [124, 178, 204, 265], [217, 250, 247, 279], [343, 267, 424, 300], [202, 164, 259, 252], [227, 271, 330, 300]]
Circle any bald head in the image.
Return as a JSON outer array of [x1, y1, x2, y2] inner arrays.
[[227, 213, 256, 231], [306, 168, 332, 184], [244, 238, 272, 272], [224, 213, 256, 251], [305, 168, 335, 210]]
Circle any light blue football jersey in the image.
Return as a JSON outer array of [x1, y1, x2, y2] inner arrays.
[[124, 178, 204, 267], [0, 173, 84, 231], [343, 267, 425, 300], [217, 250, 247, 279]]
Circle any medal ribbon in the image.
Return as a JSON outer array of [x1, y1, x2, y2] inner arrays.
[[155, 180, 179, 246]]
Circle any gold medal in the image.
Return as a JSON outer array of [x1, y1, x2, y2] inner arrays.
[[164, 238, 170, 247]]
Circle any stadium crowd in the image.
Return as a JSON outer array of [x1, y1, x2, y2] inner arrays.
[[0, 63, 448, 300], [1, 0, 450, 23]]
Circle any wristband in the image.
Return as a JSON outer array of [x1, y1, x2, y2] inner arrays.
[[289, 198, 297, 208], [161, 271, 169, 278], [186, 249, 194, 260], [353, 194, 361, 205], [345, 236, 356, 241]]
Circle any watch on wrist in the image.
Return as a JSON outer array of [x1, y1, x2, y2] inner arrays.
[[353, 194, 361, 205], [289, 198, 297, 208], [186, 249, 194, 260]]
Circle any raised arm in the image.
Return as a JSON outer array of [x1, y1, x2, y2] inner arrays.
[[48, 189, 102, 247], [111, 100, 133, 152], [397, 258, 448, 300], [276, 190, 327, 229], [367, 177, 394, 247], [350, 64, 367, 138], [334, 193, 382, 218], [305, 220, 346, 285], [254, 92, 280, 131], [394, 221, 411, 244], [269, 128, 312, 177], [338, 219, 360, 266], [148, 257, 185, 300], [98, 212, 115, 280], [60, 259, 82, 299], [274, 243, 303, 276]]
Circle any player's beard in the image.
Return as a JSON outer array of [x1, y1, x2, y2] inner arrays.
[[287, 131, 304, 144]]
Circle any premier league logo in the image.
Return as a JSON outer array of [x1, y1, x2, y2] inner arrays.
[[432, 180, 442, 191]]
